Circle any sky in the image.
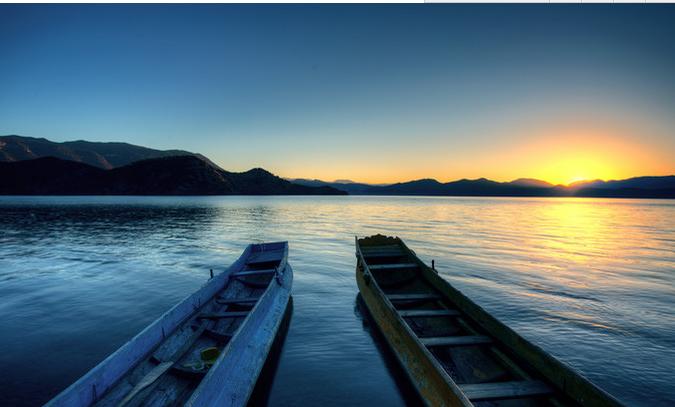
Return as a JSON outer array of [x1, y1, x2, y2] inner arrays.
[[1, 5, 674, 185]]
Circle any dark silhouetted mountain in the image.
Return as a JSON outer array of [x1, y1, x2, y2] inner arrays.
[[296, 176, 674, 198], [371, 178, 563, 196], [0, 135, 209, 169], [570, 176, 675, 198], [372, 176, 674, 198], [289, 178, 376, 194], [0, 157, 105, 195], [509, 178, 554, 188], [568, 179, 604, 189], [228, 168, 343, 195], [0, 156, 346, 195], [333, 179, 357, 184], [573, 176, 675, 190], [374, 179, 446, 195]]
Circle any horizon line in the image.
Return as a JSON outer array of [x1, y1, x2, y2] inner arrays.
[[285, 174, 675, 188], [3, 134, 674, 188]]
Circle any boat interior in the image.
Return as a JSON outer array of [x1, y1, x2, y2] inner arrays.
[[95, 244, 286, 407], [358, 237, 576, 407]]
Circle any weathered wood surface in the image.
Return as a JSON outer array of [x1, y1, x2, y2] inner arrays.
[[198, 312, 250, 319], [232, 269, 276, 278], [368, 263, 419, 270], [356, 237, 471, 407], [185, 263, 293, 406], [360, 250, 406, 258], [459, 380, 552, 401], [417, 255, 623, 406], [387, 293, 441, 301], [47, 241, 292, 407], [216, 296, 259, 305], [246, 250, 283, 265], [355, 234, 624, 407], [399, 309, 460, 318], [420, 335, 493, 347]]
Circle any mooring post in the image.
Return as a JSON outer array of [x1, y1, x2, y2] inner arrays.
[[432, 259, 435, 270]]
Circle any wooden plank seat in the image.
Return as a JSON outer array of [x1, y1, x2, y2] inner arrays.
[[368, 263, 418, 270], [198, 312, 249, 319], [216, 296, 259, 305], [420, 335, 493, 347], [387, 293, 442, 302], [361, 251, 406, 258], [459, 380, 553, 401], [398, 309, 460, 318], [232, 269, 275, 278]]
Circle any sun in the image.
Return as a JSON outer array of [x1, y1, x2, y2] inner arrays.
[[536, 155, 616, 186], [507, 124, 656, 186]]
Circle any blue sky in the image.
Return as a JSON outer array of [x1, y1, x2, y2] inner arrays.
[[1, 5, 674, 183]]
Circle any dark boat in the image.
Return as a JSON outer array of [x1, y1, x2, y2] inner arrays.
[[47, 242, 292, 407], [355, 234, 622, 407]]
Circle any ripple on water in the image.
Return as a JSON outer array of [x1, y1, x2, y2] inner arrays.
[[0, 196, 673, 406]]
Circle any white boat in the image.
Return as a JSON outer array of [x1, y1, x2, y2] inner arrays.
[[47, 241, 293, 407]]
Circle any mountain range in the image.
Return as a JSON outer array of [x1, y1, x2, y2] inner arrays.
[[1, 135, 673, 197], [0, 134, 220, 169], [0, 136, 344, 195], [289, 178, 377, 194], [292, 176, 675, 198]]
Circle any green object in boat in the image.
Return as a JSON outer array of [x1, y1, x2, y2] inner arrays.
[[200, 347, 220, 365]]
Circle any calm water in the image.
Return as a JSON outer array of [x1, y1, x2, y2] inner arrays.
[[0, 196, 673, 406]]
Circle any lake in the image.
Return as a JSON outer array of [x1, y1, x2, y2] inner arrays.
[[0, 196, 673, 406]]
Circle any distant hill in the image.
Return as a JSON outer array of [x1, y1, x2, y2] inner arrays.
[[365, 177, 674, 198], [369, 178, 564, 196], [290, 178, 376, 194], [570, 176, 675, 191], [0, 156, 346, 195], [0, 135, 211, 169], [508, 178, 555, 188], [292, 176, 675, 198]]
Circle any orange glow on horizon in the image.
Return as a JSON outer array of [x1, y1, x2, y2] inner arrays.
[[530, 154, 622, 186], [514, 126, 666, 186], [275, 123, 674, 185]]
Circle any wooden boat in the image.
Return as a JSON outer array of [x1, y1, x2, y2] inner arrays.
[[355, 235, 623, 407], [47, 241, 293, 407]]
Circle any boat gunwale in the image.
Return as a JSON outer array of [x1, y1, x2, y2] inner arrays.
[[356, 234, 624, 407], [46, 241, 288, 407]]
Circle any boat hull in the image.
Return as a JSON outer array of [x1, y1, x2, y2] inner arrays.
[[356, 260, 469, 407], [186, 263, 292, 406], [47, 242, 293, 407], [355, 235, 622, 407]]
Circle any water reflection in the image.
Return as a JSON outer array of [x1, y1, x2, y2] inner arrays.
[[354, 294, 421, 406]]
